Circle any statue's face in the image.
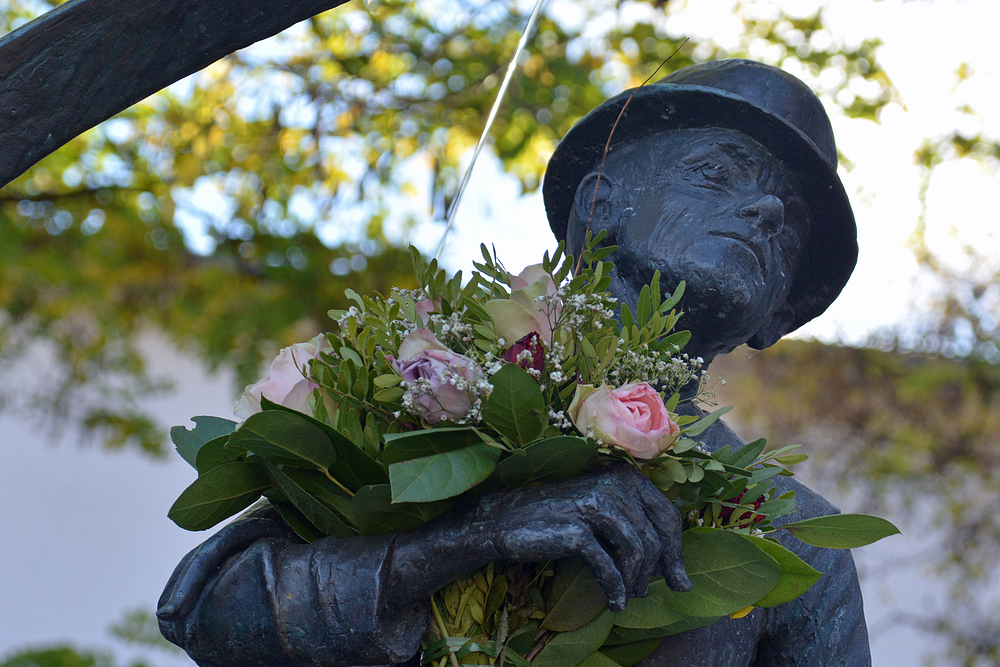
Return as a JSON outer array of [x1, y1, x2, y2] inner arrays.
[[569, 127, 809, 359]]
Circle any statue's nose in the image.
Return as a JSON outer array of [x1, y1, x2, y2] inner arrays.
[[739, 195, 784, 237]]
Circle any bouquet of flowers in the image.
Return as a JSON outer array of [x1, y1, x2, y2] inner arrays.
[[168, 235, 898, 666]]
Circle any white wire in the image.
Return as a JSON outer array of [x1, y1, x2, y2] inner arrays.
[[432, 0, 550, 261]]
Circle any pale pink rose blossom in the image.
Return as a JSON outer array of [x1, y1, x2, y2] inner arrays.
[[484, 263, 560, 345], [393, 328, 483, 424], [567, 382, 680, 459], [234, 334, 331, 420]]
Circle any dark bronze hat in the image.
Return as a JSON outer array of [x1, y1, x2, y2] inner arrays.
[[542, 58, 858, 332]]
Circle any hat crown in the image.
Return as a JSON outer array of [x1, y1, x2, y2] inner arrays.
[[660, 59, 837, 167]]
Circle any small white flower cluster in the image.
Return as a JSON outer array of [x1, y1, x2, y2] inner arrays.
[[548, 287, 617, 338], [548, 406, 573, 430], [608, 348, 703, 393], [335, 306, 362, 330], [426, 311, 474, 347]]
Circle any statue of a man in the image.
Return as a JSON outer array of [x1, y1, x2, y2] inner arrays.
[[157, 59, 869, 667]]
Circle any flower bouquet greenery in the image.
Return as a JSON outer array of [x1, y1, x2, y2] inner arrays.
[[167, 235, 898, 666]]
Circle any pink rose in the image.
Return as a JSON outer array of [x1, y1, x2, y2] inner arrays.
[[393, 328, 483, 424], [484, 264, 560, 346], [567, 382, 680, 459], [234, 334, 331, 420]]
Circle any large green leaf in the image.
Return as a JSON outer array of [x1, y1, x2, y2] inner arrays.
[[533, 610, 615, 667], [577, 652, 623, 667], [389, 443, 500, 503], [268, 499, 326, 543], [782, 513, 901, 548], [741, 536, 823, 607], [658, 529, 781, 617], [542, 558, 608, 632], [195, 434, 244, 474], [350, 484, 453, 535], [382, 427, 484, 464], [481, 363, 547, 445], [257, 459, 356, 537], [171, 416, 238, 469], [279, 467, 355, 525], [613, 580, 688, 629], [259, 399, 388, 489], [597, 639, 662, 666], [230, 410, 338, 471], [168, 459, 270, 531], [491, 436, 597, 489]]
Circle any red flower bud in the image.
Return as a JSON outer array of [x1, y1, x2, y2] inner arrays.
[[502, 332, 546, 375]]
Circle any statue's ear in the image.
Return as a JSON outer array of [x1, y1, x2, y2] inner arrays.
[[747, 303, 795, 350], [572, 172, 621, 244]]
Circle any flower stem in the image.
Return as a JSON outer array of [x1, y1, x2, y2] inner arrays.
[[430, 596, 460, 667]]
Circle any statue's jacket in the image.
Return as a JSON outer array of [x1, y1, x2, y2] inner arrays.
[[158, 417, 872, 667]]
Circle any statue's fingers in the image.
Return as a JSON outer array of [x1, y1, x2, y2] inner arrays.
[[566, 527, 629, 612], [157, 512, 290, 619], [586, 503, 648, 599], [634, 479, 692, 592]]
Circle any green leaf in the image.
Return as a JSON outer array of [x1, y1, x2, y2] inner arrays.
[[389, 443, 500, 503], [168, 459, 270, 531], [373, 373, 403, 388], [613, 580, 689, 629], [171, 416, 238, 469], [373, 387, 405, 402], [490, 436, 597, 488], [195, 434, 244, 474], [260, 399, 388, 490], [577, 652, 622, 667], [739, 536, 823, 607], [604, 615, 720, 645], [382, 427, 484, 464], [729, 438, 767, 468], [658, 528, 781, 617], [268, 499, 325, 543], [598, 639, 662, 666], [350, 484, 452, 535], [542, 558, 608, 632], [774, 454, 808, 465], [783, 514, 901, 548], [481, 364, 548, 445], [230, 410, 337, 471], [257, 458, 356, 537], [532, 610, 614, 667], [681, 406, 733, 437]]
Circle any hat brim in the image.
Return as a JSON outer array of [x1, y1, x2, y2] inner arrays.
[[542, 83, 858, 332]]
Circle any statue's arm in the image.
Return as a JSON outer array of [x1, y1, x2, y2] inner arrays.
[[158, 465, 691, 667]]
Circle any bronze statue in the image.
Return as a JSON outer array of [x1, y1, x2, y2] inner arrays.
[[156, 59, 870, 666]]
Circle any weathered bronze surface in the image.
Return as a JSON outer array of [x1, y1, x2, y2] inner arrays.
[[156, 60, 870, 666]]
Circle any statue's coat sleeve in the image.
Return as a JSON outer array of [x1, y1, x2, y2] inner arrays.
[[159, 533, 428, 667]]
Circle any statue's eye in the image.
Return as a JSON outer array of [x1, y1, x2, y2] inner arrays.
[[691, 160, 729, 187]]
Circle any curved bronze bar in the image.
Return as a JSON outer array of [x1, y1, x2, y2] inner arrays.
[[0, 0, 350, 189]]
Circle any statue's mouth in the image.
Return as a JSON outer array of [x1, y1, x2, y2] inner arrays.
[[707, 231, 766, 275]]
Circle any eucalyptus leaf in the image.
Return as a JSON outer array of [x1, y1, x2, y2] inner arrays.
[[481, 364, 548, 445], [389, 443, 500, 503], [168, 459, 270, 531], [532, 610, 614, 667], [171, 416, 238, 469], [783, 514, 901, 548], [658, 528, 781, 617], [597, 639, 662, 666], [729, 438, 767, 468], [542, 558, 608, 632]]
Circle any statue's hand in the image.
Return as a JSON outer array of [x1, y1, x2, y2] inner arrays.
[[156, 499, 297, 622]]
